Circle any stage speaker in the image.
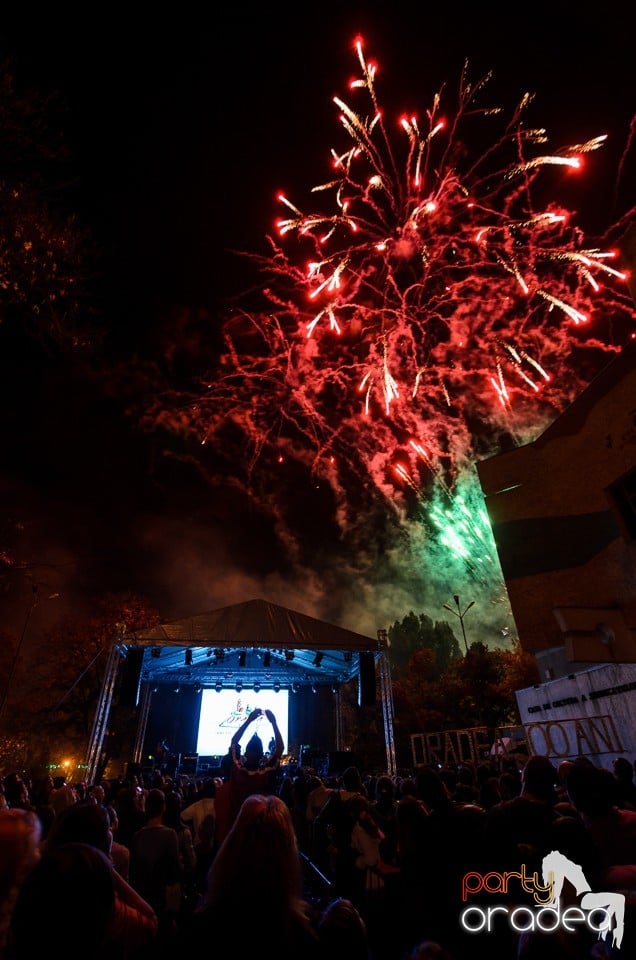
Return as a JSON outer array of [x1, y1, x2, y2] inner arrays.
[[300, 748, 329, 776], [119, 648, 144, 708], [328, 751, 356, 775], [165, 755, 179, 778], [179, 753, 198, 776], [358, 652, 376, 707]]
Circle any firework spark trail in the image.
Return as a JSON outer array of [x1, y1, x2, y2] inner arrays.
[[149, 37, 636, 627]]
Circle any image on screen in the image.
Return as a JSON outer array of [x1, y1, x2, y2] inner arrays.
[[196, 688, 289, 757]]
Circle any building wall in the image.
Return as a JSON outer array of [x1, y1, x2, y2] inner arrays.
[[516, 662, 636, 769], [477, 342, 636, 666]]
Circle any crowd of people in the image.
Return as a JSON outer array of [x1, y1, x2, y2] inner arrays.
[[1, 707, 636, 958]]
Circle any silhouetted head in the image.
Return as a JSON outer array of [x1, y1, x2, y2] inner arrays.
[[375, 774, 394, 799], [319, 897, 368, 957], [202, 777, 217, 798], [45, 800, 112, 856], [557, 759, 575, 784], [415, 766, 451, 811], [145, 788, 166, 819], [566, 762, 616, 817], [613, 757, 635, 783], [10, 843, 115, 955], [342, 766, 363, 792], [245, 734, 264, 761], [521, 755, 557, 801]]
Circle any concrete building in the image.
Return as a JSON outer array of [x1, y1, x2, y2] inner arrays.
[[477, 340, 636, 766]]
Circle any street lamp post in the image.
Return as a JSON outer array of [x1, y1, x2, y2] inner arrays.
[[442, 594, 475, 655]]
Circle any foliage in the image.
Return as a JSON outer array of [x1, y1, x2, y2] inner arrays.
[[388, 610, 462, 679], [413, 637, 537, 728], [0, 591, 160, 777], [340, 607, 540, 770], [388, 617, 540, 766], [0, 55, 104, 606]]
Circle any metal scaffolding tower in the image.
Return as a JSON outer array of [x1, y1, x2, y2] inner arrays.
[[133, 683, 153, 766], [334, 687, 343, 750], [85, 640, 121, 785], [377, 631, 396, 776]]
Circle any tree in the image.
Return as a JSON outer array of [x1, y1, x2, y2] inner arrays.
[[389, 631, 541, 768], [388, 610, 461, 679], [0, 591, 160, 777], [0, 54, 103, 640], [447, 639, 540, 727], [495, 642, 542, 699]]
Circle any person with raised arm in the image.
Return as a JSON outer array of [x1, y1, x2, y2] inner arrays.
[[227, 707, 284, 829]]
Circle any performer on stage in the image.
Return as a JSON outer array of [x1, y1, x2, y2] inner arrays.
[[155, 738, 169, 771]]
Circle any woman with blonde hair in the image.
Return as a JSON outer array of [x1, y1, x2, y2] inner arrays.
[[182, 793, 322, 957]]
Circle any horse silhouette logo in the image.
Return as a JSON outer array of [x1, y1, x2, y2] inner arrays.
[[542, 850, 625, 949]]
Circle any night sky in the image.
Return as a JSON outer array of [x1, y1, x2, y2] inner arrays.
[[1, 8, 635, 642]]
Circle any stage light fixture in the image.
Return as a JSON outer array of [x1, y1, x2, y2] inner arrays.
[[312, 652, 323, 667], [215, 682, 223, 693], [285, 650, 295, 661], [263, 651, 271, 668], [173, 686, 180, 694], [185, 649, 193, 666], [213, 648, 224, 660], [235, 681, 243, 692], [254, 681, 261, 692], [194, 683, 202, 694], [331, 683, 338, 694], [238, 651, 246, 667], [273, 681, 281, 693], [292, 682, 300, 694], [311, 682, 318, 694]]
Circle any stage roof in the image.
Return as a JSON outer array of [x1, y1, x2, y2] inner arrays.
[[126, 598, 385, 690]]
